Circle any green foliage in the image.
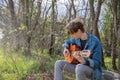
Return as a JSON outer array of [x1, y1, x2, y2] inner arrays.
[[0, 48, 63, 79], [0, 50, 38, 79], [0, 46, 119, 79], [104, 57, 118, 71], [19, 24, 27, 31]]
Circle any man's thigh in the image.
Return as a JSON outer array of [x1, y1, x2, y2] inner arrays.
[[76, 64, 93, 78], [57, 60, 76, 73]]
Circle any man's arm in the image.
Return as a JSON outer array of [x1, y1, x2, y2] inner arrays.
[[62, 38, 75, 48], [86, 41, 102, 68]]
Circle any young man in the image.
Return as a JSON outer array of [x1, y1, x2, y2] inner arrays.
[[54, 18, 102, 80]]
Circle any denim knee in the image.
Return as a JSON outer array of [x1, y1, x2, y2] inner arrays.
[[54, 60, 64, 69], [75, 64, 86, 74]]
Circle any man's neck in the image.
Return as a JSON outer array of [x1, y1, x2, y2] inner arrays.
[[80, 32, 87, 40]]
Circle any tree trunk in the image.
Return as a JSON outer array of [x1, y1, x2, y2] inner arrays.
[[117, 0, 120, 73], [71, 0, 76, 19], [111, 0, 117, 70], [93, 0, 102, 38], [49, 0, 56, 55], [68, 0, 72, 22], [24, 0, 32, 55], [89, 0, 102, 38], [67, 0, 76, 22], [8, 0, 19, 51], [89, 0, 105, 67]]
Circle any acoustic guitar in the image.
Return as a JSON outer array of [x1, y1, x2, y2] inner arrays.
[[65, 43, 91, 64], [65, 43, 82, 64]]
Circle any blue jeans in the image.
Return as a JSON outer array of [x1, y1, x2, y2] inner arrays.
[[54, 60, 93, 80]]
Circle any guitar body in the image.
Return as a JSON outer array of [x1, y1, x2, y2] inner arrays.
[[65, 43, 82, 64], [65, 56, 79, 64]]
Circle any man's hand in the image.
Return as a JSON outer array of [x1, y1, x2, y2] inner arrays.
[[80, 50, 91, 57], [73, 51, 86, 64], [63, 48, 70, 57]]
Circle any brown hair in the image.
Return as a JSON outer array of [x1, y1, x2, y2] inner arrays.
[[66, 18, 84, 34]]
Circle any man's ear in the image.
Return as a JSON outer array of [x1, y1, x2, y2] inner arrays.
[[78, 29, 82, 33]]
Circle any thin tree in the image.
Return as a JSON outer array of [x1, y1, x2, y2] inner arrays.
[[110, 0, 118, 70], [8, 0, 20, 51], [89, 0, 105, 67], [49, 0, 56, 55], [117, 0, 120, 73]]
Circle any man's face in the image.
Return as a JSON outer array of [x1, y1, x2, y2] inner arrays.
[[69, 29, 81, 39]]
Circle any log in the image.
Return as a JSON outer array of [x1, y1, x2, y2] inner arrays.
[[102, 70, 120, 80], [87, 70, 120, 80]]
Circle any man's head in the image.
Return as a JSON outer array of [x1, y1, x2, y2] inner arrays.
[[66, 18, 85, 39], [66, 18, 84, 35]]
